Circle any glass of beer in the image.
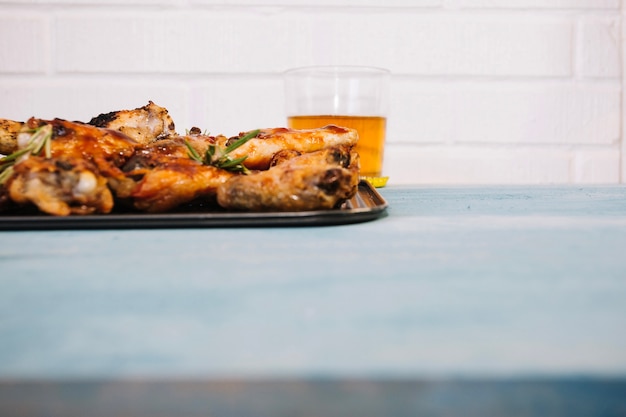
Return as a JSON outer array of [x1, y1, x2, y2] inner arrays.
[[284, 66, 390, 180]]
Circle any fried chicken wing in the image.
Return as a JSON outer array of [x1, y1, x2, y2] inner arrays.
[[217, 145, 359, 211], [88, 101, 176, 144]]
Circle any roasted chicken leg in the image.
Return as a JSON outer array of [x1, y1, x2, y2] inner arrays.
[[121, 137, 235, 213], [211, 125, 358, 170], [88, 101, 176, 144], [217, 145, 359, 211]]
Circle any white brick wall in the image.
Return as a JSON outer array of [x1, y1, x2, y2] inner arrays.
[[0, 0, 622, 185]]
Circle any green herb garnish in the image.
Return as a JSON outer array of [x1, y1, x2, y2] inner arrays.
[[0, 124, 53, 185], [185, 129, 260, 174]]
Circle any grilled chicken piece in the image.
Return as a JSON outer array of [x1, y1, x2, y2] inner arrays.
[[88, 101, 176, 144], [217, 145, 359, 211], [122, 137, 235, 213], [210, 125, 358, 171], [0, 119, 23, 155], [7, 156, 113, 215], [2, 101, 174, 156], [26, 118, 138, 184], [2, 104, 361, 215], [2, 118, 138, 215]]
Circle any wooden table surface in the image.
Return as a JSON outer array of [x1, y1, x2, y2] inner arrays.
[[1, 185, 625, 416]]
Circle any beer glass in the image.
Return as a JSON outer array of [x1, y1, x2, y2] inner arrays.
[[284, 66, 390, 180]]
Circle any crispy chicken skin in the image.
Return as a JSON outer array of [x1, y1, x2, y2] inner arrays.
[[0, 118, 23, 155], [2, 101, 174, 155], [122, 137, 235, 213], [2, 119, 138, 215], [7, 156, 114, 215], [211, 125, 358, 170], [26, 118, 138, 183], [217, 145, 359, 211], [88, 101, 176, 144]]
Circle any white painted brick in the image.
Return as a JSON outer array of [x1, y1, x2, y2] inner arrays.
[[383, 144, 622, 185], [0, 77, 284, 137], [387, 80, 453, 145], [577, 18, 621, 78], [54, 11, 309, 73], [188, 76, 285, 136], [447, 0, 620, 9], [0, 78, 189, 127], [388, 81, 621, 147], [453, 83, 620, 146], [0, 15, 47, 73], [572, 148, 621, 183], [54, 11, 573, 77], [383, 145, 573, 185], [332, 14, 572, 77]]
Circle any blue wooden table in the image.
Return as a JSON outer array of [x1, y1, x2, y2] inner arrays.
[[1, 185, 626, 416]]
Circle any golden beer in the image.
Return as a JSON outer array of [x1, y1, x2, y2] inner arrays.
[[288, 115, 386, 178]]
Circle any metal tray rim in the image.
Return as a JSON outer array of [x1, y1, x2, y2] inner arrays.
[[0, 180, 388, 230]]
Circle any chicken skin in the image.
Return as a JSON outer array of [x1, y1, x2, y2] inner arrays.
[[217, 145, 359, 211], [0, 118, 23, 155], [8, 156, 113, 215], [210, 125, 358, 170], [121, 137, 235, 213], [88, 100, 176, 144], [2, 118, 137, 215]]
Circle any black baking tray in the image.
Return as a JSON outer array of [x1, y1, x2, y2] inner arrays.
[[0, 180, 387, 230]]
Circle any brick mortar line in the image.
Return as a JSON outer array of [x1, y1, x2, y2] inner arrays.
[[0, 74, 619, 88]]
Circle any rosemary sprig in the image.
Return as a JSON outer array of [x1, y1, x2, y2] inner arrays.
[[185, 129, 260, 174], [0, 124, 53, 185], [0, 165, 14, 185]]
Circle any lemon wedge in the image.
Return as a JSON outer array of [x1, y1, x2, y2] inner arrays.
[[362, 176, 389, 188]]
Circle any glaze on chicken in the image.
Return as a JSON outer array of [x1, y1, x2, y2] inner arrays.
[[3, 118, 137, 215], [121, 137, 235, 213], [0, 102, 362, 215]]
